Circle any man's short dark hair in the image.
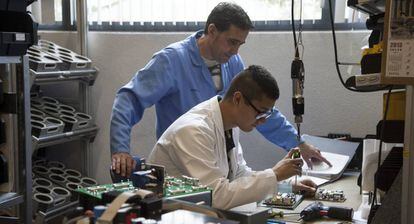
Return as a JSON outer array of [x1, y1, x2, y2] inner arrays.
[[204, 2, 254, 34], [224, 65, 279, 102]]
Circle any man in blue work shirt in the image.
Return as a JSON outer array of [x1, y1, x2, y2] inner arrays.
[[110, 2, 331, 177]]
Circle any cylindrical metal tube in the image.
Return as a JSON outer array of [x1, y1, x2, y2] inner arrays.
[[33, 159, 47, 166], [59, 104, 76, 112], [33, 185, 52, 195], [33, 193, 54, 212], [48, 167, 65, 176], [65, 175, 82, 185], [41, 96, 59, 105], [33, 178, 53, 188], [33, 165, 49, 176], [49, 174, 66, 186], [81, 177, 97, 187], [51, 187, 71, 205], [64, 169, 82, 178], [47, 161, 66, 169], [65, 182, 81, 201]]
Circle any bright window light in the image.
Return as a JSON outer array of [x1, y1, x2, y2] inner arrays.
[[86, 0, 323, 24]]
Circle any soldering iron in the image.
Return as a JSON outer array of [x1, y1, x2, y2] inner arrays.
[[291, 57, 304, 126]]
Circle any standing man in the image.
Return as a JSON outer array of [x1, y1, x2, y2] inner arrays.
[[110, 2, 330, 177], [148, 65, 317, 209]]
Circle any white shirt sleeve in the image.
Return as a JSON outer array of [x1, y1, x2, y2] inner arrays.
[[169, 124, 278, 210]]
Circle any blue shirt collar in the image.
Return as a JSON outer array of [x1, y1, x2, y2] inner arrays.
[[188, 30, 206, 67]]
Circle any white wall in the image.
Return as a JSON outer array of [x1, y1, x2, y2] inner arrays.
[[40, 30, 382, 184]]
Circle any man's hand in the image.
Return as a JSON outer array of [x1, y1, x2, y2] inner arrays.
[[293, 179, 317, 197], [272, 149, 303, 181], [298, 143, 332, 169], [111, 152, 136, 177]]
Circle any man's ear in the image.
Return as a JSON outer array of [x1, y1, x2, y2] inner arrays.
[[233, 91, 242, 106], [207, 23, 217, 36]]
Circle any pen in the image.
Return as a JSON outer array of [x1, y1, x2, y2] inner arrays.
[[267, 219, 286, 224]]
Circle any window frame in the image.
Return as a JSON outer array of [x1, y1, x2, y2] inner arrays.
[[38, 0, 368, 32]]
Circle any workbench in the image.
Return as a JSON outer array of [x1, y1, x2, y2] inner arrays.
[[270, 171, 362, 224]]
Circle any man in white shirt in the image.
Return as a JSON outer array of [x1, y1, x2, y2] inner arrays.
[[148, 65, 316, 210]]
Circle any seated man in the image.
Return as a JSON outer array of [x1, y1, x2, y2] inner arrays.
[[148, 65, 316, 210]]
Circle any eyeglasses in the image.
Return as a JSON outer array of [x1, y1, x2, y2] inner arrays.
[[241, 93, 275, 120]]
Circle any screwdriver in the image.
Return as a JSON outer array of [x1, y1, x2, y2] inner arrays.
[[292, 150, 301, 186]]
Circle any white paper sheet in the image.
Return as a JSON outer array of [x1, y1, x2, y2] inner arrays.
[[302, 151, 350, 178]]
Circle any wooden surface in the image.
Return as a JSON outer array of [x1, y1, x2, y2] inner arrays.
[[273, 172, 361, 224]]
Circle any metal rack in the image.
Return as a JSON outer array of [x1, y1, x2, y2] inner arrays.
[[30, 68, 99, 152], [28, 47, 99, 222], [0, 56, 33, 224], [30, 67, 99, 175], [30, 68, 98, 86], [34, 201, 79, 224]]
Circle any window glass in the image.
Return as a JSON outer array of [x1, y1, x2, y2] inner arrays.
[[87, 0, 323, 24], [43, 0, 367, 31]]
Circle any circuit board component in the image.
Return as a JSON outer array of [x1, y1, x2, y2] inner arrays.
[[314, 188, 346, 202], [264, 192, 296, 206], [263, 192, 304, 209], [164, 175, 210, 197], [76, 181, 136, 199]]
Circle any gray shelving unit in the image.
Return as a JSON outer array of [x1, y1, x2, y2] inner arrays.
[[30, 68, 99, 157], [29, 56, 98, 223], [30, 66, 99, 175], [0, 56, 33, 224]]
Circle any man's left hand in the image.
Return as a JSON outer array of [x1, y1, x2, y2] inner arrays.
[[298, 143, 332, 169], [293, 179, 317, 197]]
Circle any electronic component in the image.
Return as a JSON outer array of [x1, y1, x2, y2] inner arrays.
[[76, 181, 137, 209], [314, 188, 346, 202], [164, 175, 210, 197], [164, 175, 212, 206], [300, 201, 353, 221], [77, 181, 136, 199], [78, 174, 212, 209], [110, 160, 165, 197], [262, 192, 304, 209]]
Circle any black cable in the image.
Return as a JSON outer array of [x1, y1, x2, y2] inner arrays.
[[370, 85, 393, 211], [327, 0, 392, 92], [291, 0, 299, 58]]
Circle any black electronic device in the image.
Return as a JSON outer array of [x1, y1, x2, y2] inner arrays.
[[376, 146, 403, 192], [0, 0, 36, 12], [0, 0, 38, 56], [376, 120, 405, 143], [300, 201, 353, 222], [347, 0, 386, 16], [291, 58, 304, 124], [102, 190, 163, 219]]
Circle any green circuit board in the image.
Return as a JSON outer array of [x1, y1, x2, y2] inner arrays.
[[75, 181, 136, 199], [76, 175, 211, 200], [164, 175, 211, 198]]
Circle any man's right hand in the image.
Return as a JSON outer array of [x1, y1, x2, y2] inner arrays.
[[111, 152, 136, 177], [272, 149, 303, 181]]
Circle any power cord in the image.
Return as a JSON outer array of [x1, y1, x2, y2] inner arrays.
[[327, 0, 392, 92], [291, 0, 304, 59]]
